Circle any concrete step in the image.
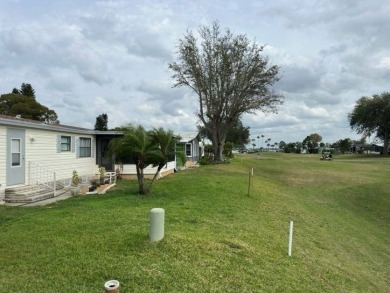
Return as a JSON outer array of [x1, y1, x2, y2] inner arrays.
[[4, 185, 62, 203], [5, 182, 65, 195], [6, 185, 48, 195], [5, 190, 55, 203]]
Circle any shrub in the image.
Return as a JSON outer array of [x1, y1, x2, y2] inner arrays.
[[198, 156, 212, 165], [71, 170, 79, 187]]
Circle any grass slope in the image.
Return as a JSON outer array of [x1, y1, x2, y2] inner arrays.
[[0, 153, 389, 292]]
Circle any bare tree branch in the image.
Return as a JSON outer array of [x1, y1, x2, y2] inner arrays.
[[169, 21, 284, 161]]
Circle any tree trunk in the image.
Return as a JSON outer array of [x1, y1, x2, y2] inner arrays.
[[213, 142, 224, 162], [211, 126, 221, 162], [148, 163, 165, 193], [139, 168, 148, 194], [211, 123, 228, 162], [136, 164, 148, 195]]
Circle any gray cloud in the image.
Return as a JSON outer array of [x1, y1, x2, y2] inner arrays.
[[0, 0, 387, 144], [67, 44, 111, 85], [135, 80, 196, 116], [278, 65, 322, 94], [1, 29, 35, 55], [127, 33, 172, 61]]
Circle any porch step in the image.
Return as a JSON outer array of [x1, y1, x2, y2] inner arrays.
[[5, 185, 58, 203]]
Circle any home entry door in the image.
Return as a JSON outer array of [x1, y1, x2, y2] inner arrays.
[[100, 138, 114, 171], [6, 128, 25, 186]]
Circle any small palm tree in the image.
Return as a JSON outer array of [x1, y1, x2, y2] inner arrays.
[[108, 125, 177, 195], [148, 127, 177, 193], [108, 125, 154, 194]]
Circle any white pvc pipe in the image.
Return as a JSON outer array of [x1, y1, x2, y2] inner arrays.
[[288, 221, 293, 256], [150, 208, 165, 242], [251, 168, 253, 176], [104, 280, 120, 293]]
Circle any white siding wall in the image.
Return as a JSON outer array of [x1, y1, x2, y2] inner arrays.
[[25, 128, 98, 184], [185, 140, 200, 161], [0, 126, 6, 200], [193, 140, 200, 157], [121, 161, 176, 175]]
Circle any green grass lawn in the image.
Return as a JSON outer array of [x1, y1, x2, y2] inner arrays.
[[1, 153, 389, 292]]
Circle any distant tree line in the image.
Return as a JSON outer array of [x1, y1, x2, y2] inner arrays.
[[277, 134, 369, 155]]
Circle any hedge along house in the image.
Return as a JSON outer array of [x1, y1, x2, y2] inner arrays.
[[0, 114, 122, 203]]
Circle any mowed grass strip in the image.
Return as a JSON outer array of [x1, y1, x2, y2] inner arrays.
[[0, 153, 389, 292]]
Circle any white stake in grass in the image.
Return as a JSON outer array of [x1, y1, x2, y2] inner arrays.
[[248, 168, 254, 196], [288, 221, 294, 256]]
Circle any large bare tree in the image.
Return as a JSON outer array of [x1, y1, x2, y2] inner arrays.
[[169, 21, 283, 161]]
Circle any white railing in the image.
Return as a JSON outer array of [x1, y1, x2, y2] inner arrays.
[[104, 172, 117, 184], [28, 162, 57, 197]]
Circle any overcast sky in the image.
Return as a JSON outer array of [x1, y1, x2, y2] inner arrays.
[[1, 0, 389, 145]]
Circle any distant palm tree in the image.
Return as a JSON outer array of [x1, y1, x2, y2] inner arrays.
[[265, 138, 271, 151]]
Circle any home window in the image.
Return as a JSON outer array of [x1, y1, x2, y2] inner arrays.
[[61, 136, 71, 151], [79, 138, 91, 157], [11, 139, 21, 166], [185, 143, 192, 156]]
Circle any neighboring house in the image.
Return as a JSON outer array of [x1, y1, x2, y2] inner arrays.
[[177, 132, 202, 167], [350, 142, 389, 154], [371, 143, 389, 154], [350, 143, 364, 153]]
